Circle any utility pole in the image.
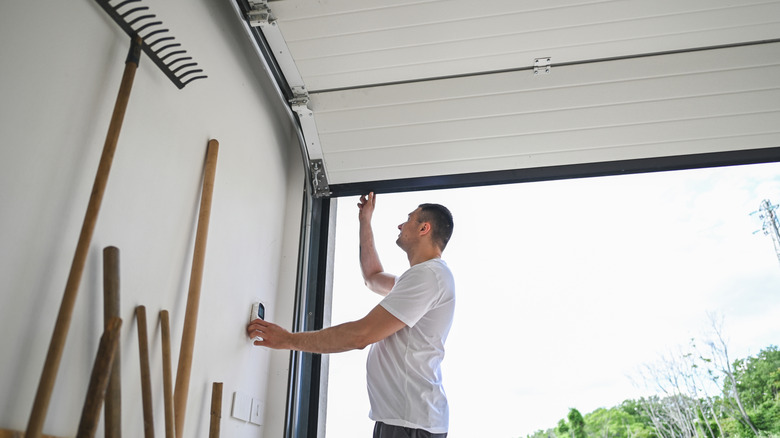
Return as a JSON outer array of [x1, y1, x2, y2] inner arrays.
[[752, 199, 780, 266]]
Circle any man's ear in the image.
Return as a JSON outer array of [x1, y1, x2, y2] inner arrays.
[[419, 222, 431, 236]]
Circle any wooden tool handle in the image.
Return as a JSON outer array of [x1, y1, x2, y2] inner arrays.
[[174, 140, 219, 438], [160, 310, 175, 438], [103, 247, 121, 438], [76, 317, 123, 438], [136, 306, 155, 438], [26, 37, 142, 438], [208, 382, 223, 438]]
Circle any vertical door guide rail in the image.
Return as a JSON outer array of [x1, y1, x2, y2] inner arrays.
[[234, 0, 331, 198], [286, 193, 331, 438], [228, 1, 332, 437], [287, 193, 313, 438], [229, 2, 335, 434]]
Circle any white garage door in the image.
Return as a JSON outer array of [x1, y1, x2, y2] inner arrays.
[[236, 0, 780, 195]]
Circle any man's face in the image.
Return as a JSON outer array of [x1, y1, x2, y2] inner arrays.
[[396, 207, 422, 250]]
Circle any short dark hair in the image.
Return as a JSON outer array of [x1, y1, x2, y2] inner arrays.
[[417, 203, 454, 250]]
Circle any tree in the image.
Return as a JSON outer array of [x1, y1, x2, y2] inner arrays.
[[568, 408, 587, 438], [522, 337, 780, 437], [706, 313, 760, 436], [525, 429, 556, 438], [556, 417, 570, 438], [582, 401, 656, 438], [553, 409, 587, 438], [734, 345, 780, 408], [732, 345, 780, 434], [635, 344, 721, 438]]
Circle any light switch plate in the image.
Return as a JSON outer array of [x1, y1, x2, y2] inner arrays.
[[232, 391, 251, 422], [250, 398, 264, 425]]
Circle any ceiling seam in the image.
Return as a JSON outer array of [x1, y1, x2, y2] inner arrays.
[[308, 38, 780, 94]]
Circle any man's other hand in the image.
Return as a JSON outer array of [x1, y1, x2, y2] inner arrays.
[[247, 319, 292, 349]]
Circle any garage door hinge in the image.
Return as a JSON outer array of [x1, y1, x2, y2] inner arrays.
[[534, 57, 551, 75], [246, 0, 275, 27], [310, 159, 331, 198], [289, 86, 309, 107]]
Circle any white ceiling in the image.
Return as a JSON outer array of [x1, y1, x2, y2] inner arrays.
[[244, 0, 780, 192]]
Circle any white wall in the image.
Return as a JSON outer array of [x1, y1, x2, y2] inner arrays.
[[0, 0, 302, 437]]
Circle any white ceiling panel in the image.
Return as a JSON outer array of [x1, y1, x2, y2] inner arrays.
[[268, 0, 780, 91], [310, 43, 780, 184]]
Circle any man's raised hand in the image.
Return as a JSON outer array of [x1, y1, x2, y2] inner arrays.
[[358, 192, 376, 222]]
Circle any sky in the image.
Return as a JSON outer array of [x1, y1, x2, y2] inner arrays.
[[323, 162, 780, 438]]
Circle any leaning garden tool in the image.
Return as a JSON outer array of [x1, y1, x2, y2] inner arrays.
[[174, 139, 220, 438], [94, 0, 207, 89], [135, 306, 155, 438], [75, 317, 123, 438], [103, 247, 121, 438], [25, 2, 205, 437]]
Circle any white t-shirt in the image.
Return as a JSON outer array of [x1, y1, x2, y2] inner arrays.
[[366, 258, 456, 434]]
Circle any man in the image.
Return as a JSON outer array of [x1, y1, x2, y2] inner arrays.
[[247, 192, 455, 438]]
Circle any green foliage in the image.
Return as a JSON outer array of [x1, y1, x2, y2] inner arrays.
[[556, 417, 570, 436], [537, 402, 657, 438], [732, 345, 780, 435], [525, 429, 555, 438], [582, 401, 656, 438], [734, 346, 780, 408], [750, 401, 780, 433], [568, 408, 587, 438], [525, 346, 780, 437]]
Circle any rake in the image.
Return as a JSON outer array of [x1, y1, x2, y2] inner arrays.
[[25, 2, 206, 437], [95, 0, 207, 89]]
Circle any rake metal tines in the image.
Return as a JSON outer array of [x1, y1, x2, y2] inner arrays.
[[95, 0, 207, 89]]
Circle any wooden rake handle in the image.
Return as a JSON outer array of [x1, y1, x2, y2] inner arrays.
[[26, 36, 142, 438]]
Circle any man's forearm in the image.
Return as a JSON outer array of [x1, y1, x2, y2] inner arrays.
[[288, 321, 370, 354], [248, 304, 406, 353], [359, 221, 395, 294], [359, 220, 383, 279]]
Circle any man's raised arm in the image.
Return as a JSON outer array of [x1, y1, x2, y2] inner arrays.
[[357, 192, 396, 295]]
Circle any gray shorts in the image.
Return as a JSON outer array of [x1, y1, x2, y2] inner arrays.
[[373, 422, 447, 438]]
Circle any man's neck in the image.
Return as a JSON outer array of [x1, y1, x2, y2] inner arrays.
[[407, 247, 442, 267]]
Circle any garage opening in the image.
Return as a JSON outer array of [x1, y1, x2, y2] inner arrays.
[[324, 161, 780, 438]]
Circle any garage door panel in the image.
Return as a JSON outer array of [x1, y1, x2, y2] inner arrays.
[[311, 44, 780, 113], [319, 90, 780, 155], [276, 0, 776, 42], [313, 65, 780, 136], [325, 132, 780, 184], [312, 43, 780, 184], [289, 4, 779, 67], [244, 1, 780, 188], [324, 120, 780, 184], [325, 111, 780, 166], [269, 0, 780, 91], [320, 108, 780, 184], [311, 44, 780, 185], [275, 0, 606, 42]]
